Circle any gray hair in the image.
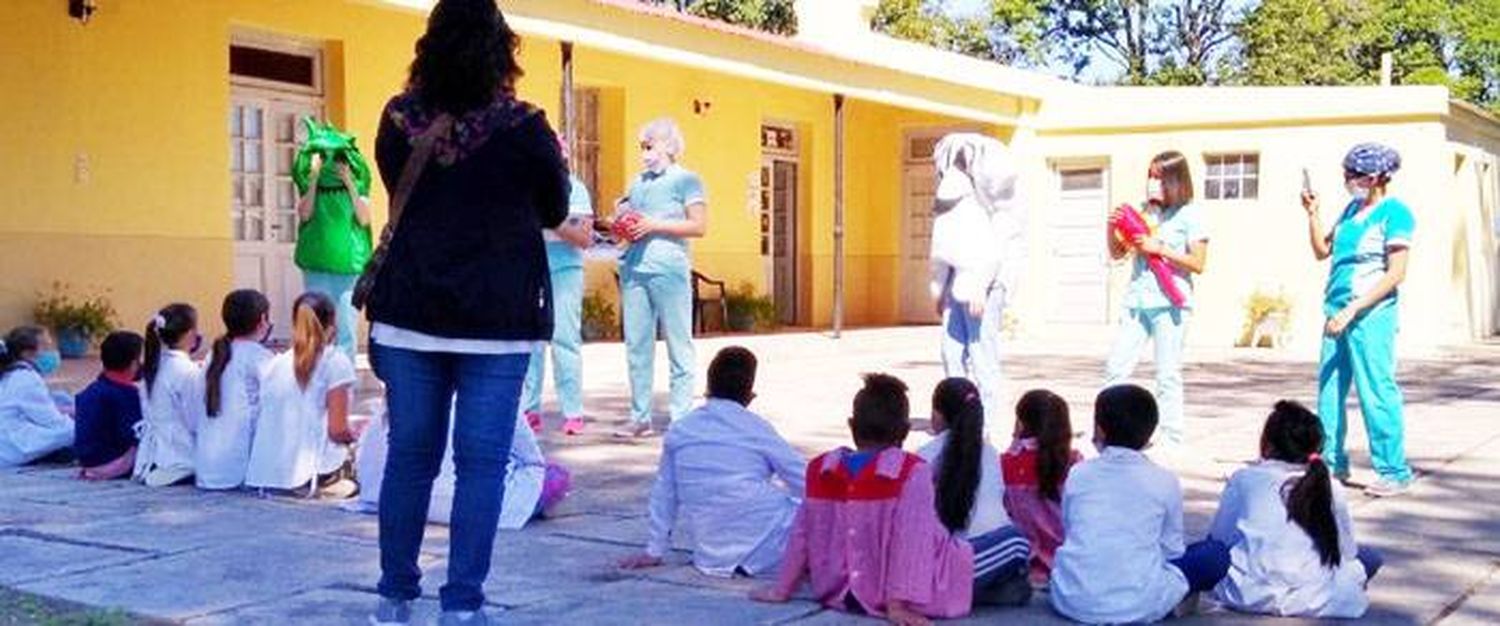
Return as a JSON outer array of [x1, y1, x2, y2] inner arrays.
[[639, 117, 685, 161]]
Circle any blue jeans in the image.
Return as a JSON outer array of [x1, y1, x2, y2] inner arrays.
[[303, 271, 358, 363], [620, 269, 696, 425], [370, 342, 529, 612], [1318, 304, 1412, 482], [1104, 307, 1189, 444], [522, 266, 584, 417], [941, 282, 1008, 440], [1170, 538, 1231, 593], [1356, 546, 1384, 580]]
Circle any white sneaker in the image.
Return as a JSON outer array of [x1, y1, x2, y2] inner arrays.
[[369, 597, 411, 625], [439, 609, 489, 626]]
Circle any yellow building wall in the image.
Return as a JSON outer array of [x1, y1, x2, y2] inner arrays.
[[1029, 118, 1464, 354], [0, 0, 424, 337]]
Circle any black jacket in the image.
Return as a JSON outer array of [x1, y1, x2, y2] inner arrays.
[[368, 94, 569, 340]]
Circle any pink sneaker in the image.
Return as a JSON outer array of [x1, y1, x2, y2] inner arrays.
[[562, 417, 585, 436], [525, 411, 543, 433]]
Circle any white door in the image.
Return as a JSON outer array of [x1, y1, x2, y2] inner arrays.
[[1049, 166, 1110, 324], [899, 133, 942, 324], [230, 92, 321, 341]]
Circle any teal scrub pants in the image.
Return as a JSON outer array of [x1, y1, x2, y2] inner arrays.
[[521, 266, 585, 418], [1318, 303, 1412, 482], [621, 268, 696, 425], [304, 271, 358, 364], [1104, 307, 1189, 445]]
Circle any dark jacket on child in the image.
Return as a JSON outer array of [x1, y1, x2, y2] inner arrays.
[[73, 375, 142, 467]]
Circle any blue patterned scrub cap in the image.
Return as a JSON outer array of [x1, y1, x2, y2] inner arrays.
[[1343, 143, 1401, 177]]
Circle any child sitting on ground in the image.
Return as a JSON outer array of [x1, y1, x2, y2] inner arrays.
[[353, 406, 570, 530], [920, 378, 1031, 606], [1000, 389, 1082, 586], [0, 326, 74, 467], [245, 292, 356, 494], [1209, 400, 1383, 618], [752, 373, 972, 626], [1050, 384, 1230, 624], [196, 289, 274, 490], [620, 346, 806, 577], [134, 304, 205, 487], [73, 332, 145, 480]]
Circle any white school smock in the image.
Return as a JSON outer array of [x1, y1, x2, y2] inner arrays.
[[245, 349, 355, 490], [195, 340, 273, 490], [1050, 446, 1189, 624], [917, 431, 1011, 537], [645, 398, 807, 577], [133, 350, 205, 481], [0, 365, 74, 467], [354, 409, 546, 530], [1209, 460, 1369, 618]]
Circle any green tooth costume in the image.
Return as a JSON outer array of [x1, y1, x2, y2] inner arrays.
[[292, 117, 374, 275]]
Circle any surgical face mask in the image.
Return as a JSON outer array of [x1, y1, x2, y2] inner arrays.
[[1346, 180, 1371, 201], [1146, 178, 1165, 203], [260, 323, 275, 345], [33, 350, 62, 376]]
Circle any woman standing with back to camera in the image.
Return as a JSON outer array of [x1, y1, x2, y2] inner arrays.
[[365, 1, 569, 624]]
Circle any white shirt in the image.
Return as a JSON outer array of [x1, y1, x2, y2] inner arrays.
[[195, 340, 273, 490], [245, 348, 355, 490], [917, 431, 1010, 537], [646, 398, 807, 577], [369, 323, 537, 356], [354, 408, 547, 531], [1209, 460, 1370, 618], [134, 350, 205, 481], [0, 365, 73, 467], [1051, 446, 1189, 624]]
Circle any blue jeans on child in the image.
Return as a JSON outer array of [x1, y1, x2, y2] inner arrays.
[[1104, 307, 1189, 444], [370, 342, 529, 612], [303, 271, 358, 363], [1318, 303, 1412, 483], [521, 266, 585, 418], [1170, 538, 1232, 593], [1356, 546, 1384, 580], [620, 268, 696, 425], [941, 282, 1008, 440]]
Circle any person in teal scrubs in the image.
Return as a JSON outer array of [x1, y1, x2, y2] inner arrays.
[[521, 139, 594, 436], [1302, 142, 1414, 498], [614, 118, 707, 438]]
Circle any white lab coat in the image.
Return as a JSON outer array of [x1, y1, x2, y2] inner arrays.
[[133, 350, 205, 483], [244, 349, 355, 490], [0, 365, 73, 467], [195, 340, 273, 490], [1050, 446, 1190, 624], [1209, 460, 1370, 618], [355, 408, 546, 530], [645, 398, 807, 577]]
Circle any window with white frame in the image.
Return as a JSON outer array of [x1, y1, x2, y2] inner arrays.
[[1204, 153, 1259, 200]]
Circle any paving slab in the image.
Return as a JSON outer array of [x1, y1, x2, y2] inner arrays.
[[182, 588, 442, 626], [12, 535, 381, 621], [498, 578, 822, 626], [0, 532, 149, 586]]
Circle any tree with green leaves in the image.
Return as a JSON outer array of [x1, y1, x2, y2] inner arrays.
[[1233, 0, 1500, 113], [642, 0, 797, 36], [871, 0, 1042, 63]]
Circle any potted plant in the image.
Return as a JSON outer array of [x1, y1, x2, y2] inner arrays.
[[32, 281, 118, 358], [581, 292, 618, 342], [725, 283, 777, 332], [1239, 288, 1293, 348]]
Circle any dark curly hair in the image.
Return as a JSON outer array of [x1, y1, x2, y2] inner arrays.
[[408, 0, 523, 114]]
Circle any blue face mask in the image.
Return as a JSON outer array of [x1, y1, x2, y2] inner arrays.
[[33, 350, 62, 376]]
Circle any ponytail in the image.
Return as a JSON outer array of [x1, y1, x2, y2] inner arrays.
[[1263, 400, 1341, 568], [142, 304, 198, 395], [291, 291, 336, 389], [206, 289, 270, 416], [1016, 389, 1074, 502], [932, 378, 984, 534]]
